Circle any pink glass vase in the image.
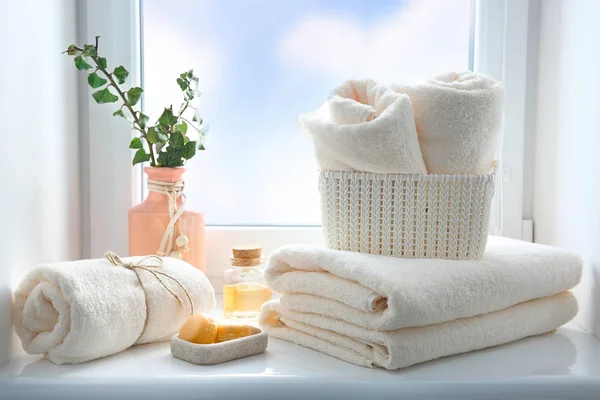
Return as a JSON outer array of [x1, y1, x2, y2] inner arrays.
[[128, 167, 206, 272]]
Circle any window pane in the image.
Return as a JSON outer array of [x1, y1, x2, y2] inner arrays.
[[142, 0, 472, 225]]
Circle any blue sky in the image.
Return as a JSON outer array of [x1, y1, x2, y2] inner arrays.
[[142, 0, 470, 225]]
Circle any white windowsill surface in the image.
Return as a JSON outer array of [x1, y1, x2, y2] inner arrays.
[[1, 303, 600, 400]]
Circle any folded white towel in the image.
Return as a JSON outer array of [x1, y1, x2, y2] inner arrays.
[[298, 79, 427, 174], [13, 256, 215, 364], [392, 71, 504, 175], [265, 237, 582, 331], [260, 291, 577, 370]]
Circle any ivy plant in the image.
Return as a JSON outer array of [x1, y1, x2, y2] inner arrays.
[[64, 36, 206, 167]]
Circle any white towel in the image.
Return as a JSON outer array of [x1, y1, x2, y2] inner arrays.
[[298, 79, 427, 174], [260, 291, 578, 370], [13, 256, 215, 364], [328, 95, 375, 124], [265, 237, 582, 331], [392, 71, 504, 175]]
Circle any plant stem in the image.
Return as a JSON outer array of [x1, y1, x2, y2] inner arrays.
[[179, 101, 190, 116], [91, 56, 156, 166], [180, 117, 202, 132]]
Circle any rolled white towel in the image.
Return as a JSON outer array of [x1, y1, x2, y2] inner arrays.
[[260, 292, 578, 370], [13, 255, 215, 364], [299, 79, 427, 174], [328, 95, 375, 124], [392, 71, 504, 175]]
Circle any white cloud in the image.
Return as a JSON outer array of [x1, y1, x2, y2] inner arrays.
[[143, 22, 222, 121], [279, 0, 471, 83]]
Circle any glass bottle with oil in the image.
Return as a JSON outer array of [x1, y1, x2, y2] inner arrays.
[[223, 245, 272, 319]]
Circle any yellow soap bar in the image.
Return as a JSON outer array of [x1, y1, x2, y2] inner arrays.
[[178, 314, 218, 344], [216, 324, 253, 343]]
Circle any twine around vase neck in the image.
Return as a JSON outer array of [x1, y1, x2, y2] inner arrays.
[[147, 179, 185, 256]]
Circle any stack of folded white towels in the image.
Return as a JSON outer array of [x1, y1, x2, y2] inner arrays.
[[259, 237, 581, 369], [258, 72, 582, 370]]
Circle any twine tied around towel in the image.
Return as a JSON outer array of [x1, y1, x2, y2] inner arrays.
[[105, 251, 194, 341], [147, 179, 187, 256]]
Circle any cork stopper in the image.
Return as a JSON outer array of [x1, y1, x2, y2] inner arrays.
[[230, 245, 264, 267]]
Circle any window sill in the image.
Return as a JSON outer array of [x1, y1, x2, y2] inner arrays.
[[2, 296, 600, 399]]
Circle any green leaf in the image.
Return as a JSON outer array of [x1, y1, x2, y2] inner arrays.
[[158, 107, 178, 127], [169, 131, 185, 149], [177, 78, 188, 91], [156, 139, 167, 151], [129, 137, 143, 149], [187, 88, 195, 98], [158, 147, 183, 167], [182, 141, 197, 159], [146, 128, 158, 144], [92, 88, 119, 104], [127, 87, 143, 106], [66, 44, 79, 56], [74, 55, 92, 70], [113, 109, 126, 119], [97, 57, 107, 69], [175, 122, 187, 134], [138, 112, 149, 129], [132, 148, 150, 165], [83, 44, 96, 57], [87, 72, 107, 88], [192, 108, 202, 123], [146, 128, 158, 143], [113, 66, 129, 84], [146, 127, 167, 144], [183, 135, 190, 144], [198, 142, 206, 151]]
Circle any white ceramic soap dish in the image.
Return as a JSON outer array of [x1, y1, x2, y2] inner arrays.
[[170, 326, 268, 365]]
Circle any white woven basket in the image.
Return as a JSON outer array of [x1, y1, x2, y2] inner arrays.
[[319, 171, 495, 260]]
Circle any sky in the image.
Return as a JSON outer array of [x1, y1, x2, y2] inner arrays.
[[142, 0, 471, 225]]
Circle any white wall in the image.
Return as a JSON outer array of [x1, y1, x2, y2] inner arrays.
[[533, 0, 600, 337], [0, 0, 80, 368]]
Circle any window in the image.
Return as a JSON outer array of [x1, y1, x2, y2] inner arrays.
[[141, 0, 473, 226], [80, 0, 528, 265]]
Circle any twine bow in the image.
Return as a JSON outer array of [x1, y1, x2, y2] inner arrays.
[[105, 251, 194, 341], [146, 179, 186, 256]]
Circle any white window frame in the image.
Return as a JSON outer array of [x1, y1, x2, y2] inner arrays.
[[78, 0, 530, 287], [474, 0, 530, 241]]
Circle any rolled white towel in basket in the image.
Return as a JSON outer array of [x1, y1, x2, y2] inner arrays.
[[328, 95, 376, 124], [392, 71, 504, 175], [260, 291, 578, 370], [13, 255, 215, 364], [265, 237, 582, 331], [298, 79, 427, 174]]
